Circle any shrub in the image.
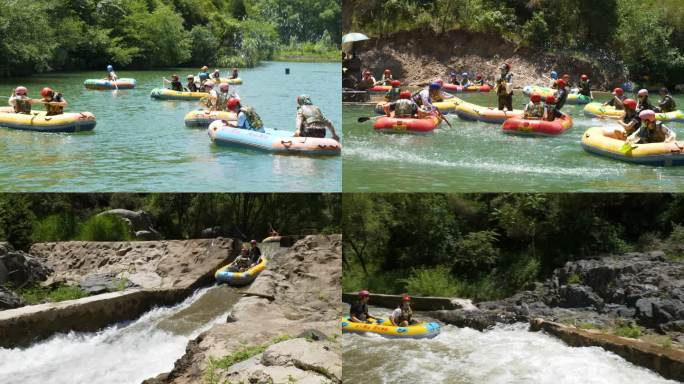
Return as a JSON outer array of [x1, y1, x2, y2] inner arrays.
[[521, 12, 549, 47], [32, 213, 76, 243], [78, 215, 131, 242], [402, 265, 459, 297], [567, 273, 582, 285], [454, 230, 500, 274], [664, 224, 684, 261]]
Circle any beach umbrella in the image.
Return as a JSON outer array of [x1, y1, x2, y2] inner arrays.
[[342, 32, 369, 44]]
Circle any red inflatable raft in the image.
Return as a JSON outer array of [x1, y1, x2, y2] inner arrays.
[[501, 113, 573, 136], [368, 85, 392, 93], [373, 113, 442, 134], [443, 84, 491, 93]]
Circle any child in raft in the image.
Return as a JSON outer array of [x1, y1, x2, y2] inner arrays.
[[626, 110, 675, 144], [390, 295, 419, 326], [657, 87, 677, 113], [230, 67, 239, 79], [164, 74, 183, 92], [378, 69, 393, 85], [229, 248, 252, 272], [614, 98, 641, 138], [523, 92, 545, 119], [544, 95, 559, 121], [8, 86, 34, 114], [604, 88, 626, 110], [186, 75, 199, 92], [105, 65, 117, 81]]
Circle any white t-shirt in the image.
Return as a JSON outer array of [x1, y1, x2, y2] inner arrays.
[[391, 308, 402, 323]]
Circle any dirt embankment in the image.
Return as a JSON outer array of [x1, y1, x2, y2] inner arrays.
[[355, 28, 626, 90], [145, 234, 342, 384]]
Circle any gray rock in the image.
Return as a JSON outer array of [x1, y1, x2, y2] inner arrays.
[[558, 284, 604, 310], [0, 285, 24, 310], [98, 209, 161, 240], [0, 249, 52, 287], [79, 273, 137, 294], [296, 329, 329, 341]]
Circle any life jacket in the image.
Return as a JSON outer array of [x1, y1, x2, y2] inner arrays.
[[642, 122, 670, 143], [299, 104, 327, 126], [578, 80, 591, 96], [13, 97, 31, 114], [412, 89, 432, 107], [171, 81, 183, 92], [396, 304, 412, 323], [187, 82, 199, 92], [637, 98, 654, 112], [241, 106, 264, 130], [525, 101, 544, 118], [217, 92, 230, 111], [394, 99, 415, 117], [45, 93, 64, 115], [555, 88, 568, 109], [660, 95, 676, 113]]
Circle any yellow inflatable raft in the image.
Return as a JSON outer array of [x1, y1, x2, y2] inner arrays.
[[341, 317, 441, 339], [184, 110, 236, 128], [452, 97, 524, 124], [214, 257, 267, 286], [219, 78, 243, 85], [583, 103, 684, 122], [150, 88, 208, 101], [0, 108, 96, 133], [581, 126, 684, 166]]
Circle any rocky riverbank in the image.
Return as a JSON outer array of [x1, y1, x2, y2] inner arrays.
[[355, 28, 627, 90], [144, 234, 342, 384]]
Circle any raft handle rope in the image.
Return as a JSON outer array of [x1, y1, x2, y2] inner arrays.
[[281, 140, 293, 149]]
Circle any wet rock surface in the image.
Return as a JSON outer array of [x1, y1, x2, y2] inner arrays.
[[145, 234, 342, 384]]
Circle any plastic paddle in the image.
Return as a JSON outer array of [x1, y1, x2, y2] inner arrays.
[[436, 109, 452, 128], [620, 142, 636, 154], [357, 116, 382, 123]]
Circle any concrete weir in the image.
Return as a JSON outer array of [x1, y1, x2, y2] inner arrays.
[[0, 238, 239, 348]]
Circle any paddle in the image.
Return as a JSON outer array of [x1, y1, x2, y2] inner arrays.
[[357, 115, 382, 123], [436, 109, 452, 128], [620, 142, 637, 154]]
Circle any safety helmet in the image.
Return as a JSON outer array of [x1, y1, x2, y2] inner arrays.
[[476, 74, 483, 80], [550, 71, 558, 80], [556, 79, 566, 88], [384, 69, 391, 74], [172, 74, 179, 80], [638, 89, 649, 97], [14, 86, 27, 95], [219, 83, 229, 92], [530, 92, 542, 103], [613, 87, 624, 96], [106, 65, 113, 72], [500, 63, 510, 70], [623, 98, 637, 110], [201, 66, 209, 71], [580, 74, 588, 81], [204, 80, 214, 88], [390, 80, 401, 86], [639, 109, 656, 122], [462, 72, 468, 77], [545, 95, 556, 104], [399, 91, 411, 99], [227, 97, 241, 111], [187, 74, 194, 79], [250, 240, 257, 244], [359, 290, 370, 298], [429, 82, 441, 90], [40, 87, 53, 98], [402, 295, 411, 302]]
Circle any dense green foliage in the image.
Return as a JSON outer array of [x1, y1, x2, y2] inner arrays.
[[345, 0, 684, 85], [343, 194, 684, 300], [0, 0, 340, 76], [0, 194, 340, 249]]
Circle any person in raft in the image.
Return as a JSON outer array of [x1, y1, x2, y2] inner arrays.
[[391, 295, 418, 326], [614, 98, 641, 138], [211, 69, 221, 81], [577, 74, 593, 99], [561, 73, 572, 89], [553, 79, 569, 111], [229, 248, 252, 272], [249, 240, 261, 266], [9, 86, 35, 114], [627, 110, 676, 144], [164, 74, 183, 92], [656, 87, 677, 113], [230, 67, 239, 79], [461, 72, 471, 87], [523, 92, 545, 119], [378, 69, 393, 85], [636, 89, 655, 113], [413, 82, 441, 111], [384, 91, 419, 118], [204, 81, 220, 111], [350, 290, 378, 323], [105, 65, 118, 81], [198, 66, 210, 86], [39, 87, 68, 116], [543, 95, 558, 121], [226, 97, 266, 133], [495, 63, 513, 111], [357, 70, 377, 91], [186, 75, 199, 92], [216, 83, 235, 111], [604, 87, 626, 110], [385, 80, 402, 102], [294, 94, 340, 141], [547, 71, 558, 88], [448, 71, 460, 85], [430, 79, 454, 102], [473, 74, 485, 86]]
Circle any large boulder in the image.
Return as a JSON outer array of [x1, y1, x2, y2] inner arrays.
[[0, 243, 52, 287], [0, 285, 24, 310], [557, 284, 604, 310], [98, 209, 161, 240]]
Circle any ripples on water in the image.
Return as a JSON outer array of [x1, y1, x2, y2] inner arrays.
[[342, 323, 678, 384]]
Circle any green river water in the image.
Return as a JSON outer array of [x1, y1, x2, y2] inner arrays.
[[0, 62, 341, 192], [343, 92, 684, 192]]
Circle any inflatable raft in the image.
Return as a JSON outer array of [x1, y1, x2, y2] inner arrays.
[[208, 121, 341, 156], [443, 84, 491, 93], [0, 109, 96, 133], [502, 113, 573, 136], [581, 126, 684, 166], [150, 88, 208, 101], [373, 113, 441, 134], [219, 78, 243, 85], [368, 85, 391, 93], [583, 102, 684, 122], [341, 317, 441, 339], [261, 236, 281, 243], [453, 98, 524, 124], [83, 78, 136, 90], [522, 85, 592, 105], [215, 257, 266, 286], [375, 101, 457, 114], [184, 110, 236, 128]]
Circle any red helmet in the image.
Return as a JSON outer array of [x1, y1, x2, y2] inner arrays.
[[250, 240, 257, 244], [399, 91, 411, 99], [402, 295, 411, 302], [639, 109, 656, 122], [15, 86, 27, 95], [545, 95, 556, 104], [556, 79, 566, 88], [40, 87, 53, 98], [219, 83, 229, 92], [613, 87, 624, 96], [623, 98, 637, 110], [500, 63, 510, 70], [580, 74, 588, 81], [384, 69, 391, 74], [476, 74, 483, 80], [390, 80, 401, 86], [638, 89, 649, 97], [530, 92, 542, 103], [363, 70, 371, 77], [359, 290, 370, 298], [227, 97, 241, 111]]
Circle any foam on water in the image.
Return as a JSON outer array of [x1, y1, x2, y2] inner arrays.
[[342, 323, 678, 384]]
